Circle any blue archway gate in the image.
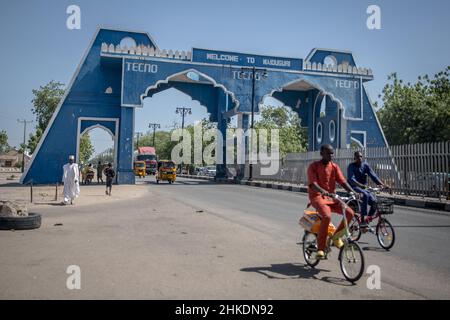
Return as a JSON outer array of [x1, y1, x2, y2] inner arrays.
[[21, 27, 388, 184]]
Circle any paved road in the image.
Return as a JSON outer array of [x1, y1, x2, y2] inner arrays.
[[141, 176, 450, 298]]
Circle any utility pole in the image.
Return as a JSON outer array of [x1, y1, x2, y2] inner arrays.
[[148, 123, 161, 148], [135, 132, 142, 149], [176, 107, 192, 132], [17, 119, 33, 173], [239, 67, 267, 180], [175, 107, 192, 172]]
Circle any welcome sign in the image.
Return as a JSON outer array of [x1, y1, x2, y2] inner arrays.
[[192, 48, 303, 71]]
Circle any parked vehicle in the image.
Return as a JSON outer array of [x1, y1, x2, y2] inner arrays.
[[204, 166, 216, 177]]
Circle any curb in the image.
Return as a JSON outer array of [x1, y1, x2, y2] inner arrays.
[[178, 175, 450, 213]]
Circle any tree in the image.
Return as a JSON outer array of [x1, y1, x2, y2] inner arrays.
[[79, 133, 94, 165], [136, 130, 177, 161], [28, 81, 65, 154], [27, 127, 42, 154], [376, 67, 450, 145], [255, 105, 308, 158], [0, 130, 10, 153]]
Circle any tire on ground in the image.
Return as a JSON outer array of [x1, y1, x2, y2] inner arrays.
[[0, 213, 42, 230]]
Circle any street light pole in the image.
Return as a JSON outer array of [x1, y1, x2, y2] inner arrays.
[[175, 107, 192, 172], [135, 132, 142, 149], [239, 67, 267, 181], [148, 123, 161, 147], [17, 119, 33, 173]]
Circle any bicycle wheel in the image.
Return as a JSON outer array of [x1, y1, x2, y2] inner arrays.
[[339, 242, 365, 283], [376, 218, 395, 250], [302, 231, 320, 268], [349, 216, 362, 242]]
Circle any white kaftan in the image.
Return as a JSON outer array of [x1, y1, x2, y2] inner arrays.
[[62, 163, 80, 204]]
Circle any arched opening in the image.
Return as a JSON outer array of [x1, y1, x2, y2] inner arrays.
[[77, 124, 117, 185], [134, 71, 235, 182], [261, 78, 345, 151]]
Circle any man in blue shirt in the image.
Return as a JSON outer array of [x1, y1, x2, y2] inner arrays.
[[347, 151, 386, 227]]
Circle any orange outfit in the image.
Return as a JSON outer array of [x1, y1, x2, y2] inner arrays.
[[307, 160, 354, 251]]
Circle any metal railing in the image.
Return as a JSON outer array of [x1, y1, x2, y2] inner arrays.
[[249, 141, 450, 199]]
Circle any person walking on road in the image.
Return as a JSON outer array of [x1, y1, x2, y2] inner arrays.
[[307, 144, 358, 259], [103, 163, 115, 196], [62, 155, 80, 205], [97, 161, 104, 184]]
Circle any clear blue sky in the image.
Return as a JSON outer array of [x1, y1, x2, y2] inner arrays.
[[1, 0, 449, 154]]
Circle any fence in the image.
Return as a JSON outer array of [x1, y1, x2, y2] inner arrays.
[[250, 141, 450, 199]]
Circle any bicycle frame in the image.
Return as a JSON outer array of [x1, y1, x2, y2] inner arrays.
[[330, 194, 356, 242]]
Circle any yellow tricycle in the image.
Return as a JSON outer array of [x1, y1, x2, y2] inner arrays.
[[134, 161, 146, 178], [156, 160, 176, 184]]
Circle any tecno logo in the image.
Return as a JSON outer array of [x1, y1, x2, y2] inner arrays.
[[125, 62, 158, 74]]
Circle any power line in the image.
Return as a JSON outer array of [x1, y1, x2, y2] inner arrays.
[[148, 123, 161, 148], [17, 118, 33, 173]]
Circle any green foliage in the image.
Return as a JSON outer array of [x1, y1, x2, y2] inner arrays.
[[377, 67, 450, 145], [27, 127, 42, 154], [0, 130, 10, 153], [136, 119, 218, 170], [255, 105, 308, 158], [28, 81, 65, 154], [136, 130, 178, 161], [89, 148, 114, 164], [79, 133, 94, 164]]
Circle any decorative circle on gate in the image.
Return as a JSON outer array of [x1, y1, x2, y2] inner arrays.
[[329, 120, 336, 143], [186, 71, 200, 82], [119, 37, 137, 50], [324, 55, 337, 68], [317, 122, 323, 144]]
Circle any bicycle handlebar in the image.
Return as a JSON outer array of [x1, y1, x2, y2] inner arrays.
[[365, 186, 391, 193], [332, 193, 357, 204]]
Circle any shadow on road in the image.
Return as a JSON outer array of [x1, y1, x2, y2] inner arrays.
[[241, 263, 356, 286], [362, 246, 387, 252], [241, 263, 324, 280]]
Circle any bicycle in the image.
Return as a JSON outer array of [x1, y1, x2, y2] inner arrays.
[[348, 187, 396, 250], [300, 193, 365, 283]]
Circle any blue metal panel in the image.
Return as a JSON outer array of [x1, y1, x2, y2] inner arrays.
[[307, 49, 357, 67]]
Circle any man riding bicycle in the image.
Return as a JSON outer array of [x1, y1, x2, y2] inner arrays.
[[307, 144, 359, 259], [347, 151, 387, 228]]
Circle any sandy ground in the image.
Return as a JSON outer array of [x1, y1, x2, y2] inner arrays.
[[0, 172, 148, 206]]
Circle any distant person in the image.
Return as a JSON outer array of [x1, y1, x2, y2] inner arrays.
[[103, 163, 115, 196], [62, 155, 80, 205], [97, 161, 104, 184]]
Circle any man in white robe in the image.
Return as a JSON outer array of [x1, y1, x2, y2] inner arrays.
[[62, 155, 80, 205]]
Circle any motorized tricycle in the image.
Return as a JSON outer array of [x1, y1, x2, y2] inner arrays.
[[134, 161, 146, 178], [156, 160, 176, 184]]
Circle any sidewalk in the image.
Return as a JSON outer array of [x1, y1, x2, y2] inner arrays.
[[0, 172, 149, 208], [180, 174, 450, 213]]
